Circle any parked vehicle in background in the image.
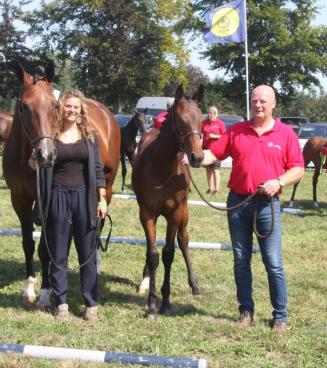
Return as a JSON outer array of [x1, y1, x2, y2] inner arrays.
[[297, 123, 327, 150], [279, 116, 310, 133], [135, 96, 172, 116], [219, 114, 244, 129]]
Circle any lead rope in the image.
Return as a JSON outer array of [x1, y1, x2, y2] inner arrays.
[[185, 164, 275, 239], [36, 167, 112, 272]]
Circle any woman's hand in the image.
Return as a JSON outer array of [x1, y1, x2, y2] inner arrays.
[[97, 202, 108, 219]]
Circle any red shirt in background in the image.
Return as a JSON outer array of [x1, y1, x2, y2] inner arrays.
[[209, 118, 304, 195], [201, 118, 226, 149], [153, 111, 169, 130]]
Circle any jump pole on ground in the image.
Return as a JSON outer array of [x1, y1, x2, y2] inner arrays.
[[0, 343, 207, 368]]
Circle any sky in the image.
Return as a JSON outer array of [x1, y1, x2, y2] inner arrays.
[[189, 0, 327, 90]]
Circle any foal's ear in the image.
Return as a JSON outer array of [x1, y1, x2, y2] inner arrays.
[[45, 60, 55, 83], [174, 84, 185, 104], [12, 60, 26, 83], [192, 84, 204, 103]]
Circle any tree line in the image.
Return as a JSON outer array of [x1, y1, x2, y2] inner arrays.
[[0, 0, 326, 120]]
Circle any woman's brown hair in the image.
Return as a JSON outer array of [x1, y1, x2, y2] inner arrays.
[[54, 89, 94, 142]]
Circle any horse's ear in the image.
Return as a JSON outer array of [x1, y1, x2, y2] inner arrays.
[[12, 60, 26, 83], [45, 60, 55, 83], [144, 107, 148, 114], [192, 84, 204, 103], [174, 85, 185, 103]]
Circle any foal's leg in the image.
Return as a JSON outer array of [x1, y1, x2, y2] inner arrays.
[[160, 216, 178, 315], [177, 204, 201, 296], [36, 233, 52, 310], [139, 208, 159, 319], [11, 191, 37, 303], [289, 181, 300, 208], [121, 154, 127, 192], [312, 167, 320, 208]]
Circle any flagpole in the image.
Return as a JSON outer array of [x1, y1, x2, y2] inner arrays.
[[244, 0, 250, 120]]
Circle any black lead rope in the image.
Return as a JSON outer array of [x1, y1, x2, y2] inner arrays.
[[36, 167, 112, 273], [185, 164, 275, 239]]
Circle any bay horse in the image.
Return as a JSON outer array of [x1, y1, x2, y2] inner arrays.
[[3, 61, 120, 307], [132, 85, 204, 319], [120, 110, 147, 192], [0, 108, 13, 144], [289, 137, 327, 208]]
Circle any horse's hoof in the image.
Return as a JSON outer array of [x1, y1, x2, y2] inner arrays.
[[192, 287, 202, 297], [35, 304, 52, 313], [289, 201, 294, 208], [159, 305, 172, 316], [138, 287, 148, 295], [147, 313, 158, 320], [22, 294, 36, 304], [313, 201, 319, 208]]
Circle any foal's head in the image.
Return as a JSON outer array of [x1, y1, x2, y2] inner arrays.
[[172, 85, 204, 167], [133, 109, 147, 135], [14, 61, 57, 168]]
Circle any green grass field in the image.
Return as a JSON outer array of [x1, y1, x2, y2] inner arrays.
[[0, 160, 326, 368]]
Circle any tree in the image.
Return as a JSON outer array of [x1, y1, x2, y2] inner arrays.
[[0, 0, 32, 108], [195, 0, 327, 107], [25, 0, 195, 111]]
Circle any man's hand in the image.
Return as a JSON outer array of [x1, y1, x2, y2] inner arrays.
[[177, 151, 189, 165], [260, 179, 281, 197]]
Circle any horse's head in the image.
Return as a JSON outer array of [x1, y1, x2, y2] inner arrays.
[[134, 109, 147, 135], [14, 61, 57, 168], [172, 84, 204, 167]]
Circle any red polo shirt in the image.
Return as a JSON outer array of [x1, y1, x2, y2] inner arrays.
[[209, 118, 304, 195], [201, 118, 226, 149]]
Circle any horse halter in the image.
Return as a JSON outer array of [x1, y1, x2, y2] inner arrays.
[[18, 97, 55, 148]]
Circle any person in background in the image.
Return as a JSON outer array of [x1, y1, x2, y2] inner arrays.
[[29, 89, 107, 322], [201, 106, 226, 194], [178, 85, 304, 333], [152, 97, 175, 131]]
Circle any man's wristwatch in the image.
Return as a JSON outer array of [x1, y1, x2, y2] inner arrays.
[[277, 177, 285, 188]]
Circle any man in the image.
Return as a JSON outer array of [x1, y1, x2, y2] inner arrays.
[[178, 85, 304, 333]]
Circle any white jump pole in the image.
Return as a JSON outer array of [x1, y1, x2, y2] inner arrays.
[[0, 229, 261, 253], [0, 342, 207, 368]]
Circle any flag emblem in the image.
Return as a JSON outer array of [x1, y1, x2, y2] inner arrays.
[[211, 7, 240, 38]]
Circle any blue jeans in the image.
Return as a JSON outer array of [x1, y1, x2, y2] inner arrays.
[[227, 190, 287, 322]]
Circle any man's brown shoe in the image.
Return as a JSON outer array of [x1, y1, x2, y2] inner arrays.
[[236, 311, 253, 327], [272, 320, 288, 334], [55, 303, 69, 321]]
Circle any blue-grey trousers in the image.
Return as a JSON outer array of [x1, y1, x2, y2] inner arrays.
[[47, 184, 97, 307]]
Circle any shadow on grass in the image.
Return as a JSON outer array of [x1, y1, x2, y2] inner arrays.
[[0, 259, 234, 321], [282, 199, 327, 214]]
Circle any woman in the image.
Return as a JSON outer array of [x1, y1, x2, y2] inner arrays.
[[30, 89, 107, 322], [201, 106, 226, 194]]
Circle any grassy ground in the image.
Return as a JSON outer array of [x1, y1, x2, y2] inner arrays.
[[0, 159, 326, 368]]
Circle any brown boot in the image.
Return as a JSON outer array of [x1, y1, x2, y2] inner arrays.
[[84, 306, 97, 322], [236, 311, 253, 327], [55, 303, 69, 321], [272, 320, 288, 334]]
